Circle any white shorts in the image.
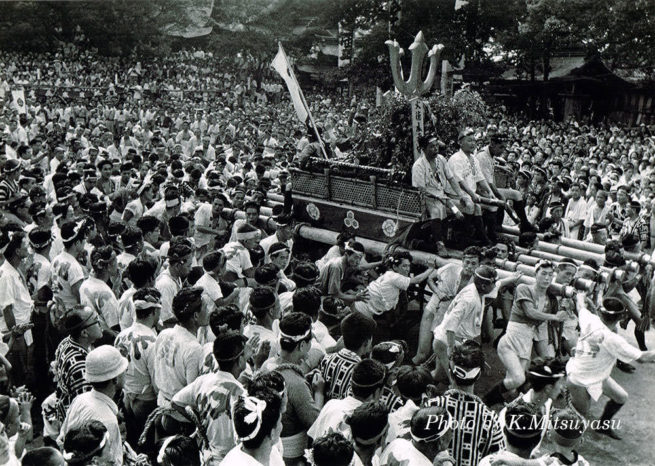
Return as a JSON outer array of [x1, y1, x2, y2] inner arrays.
[[498, 321, 537, 361]]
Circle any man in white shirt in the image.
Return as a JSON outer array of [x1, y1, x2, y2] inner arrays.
[[80, 246, 120, 332], [155, 238, 194, 325], [114, 288, 160, 447], [153, 287, 208, 407], [564, 183, 587, 240], [567, 294, 655, 439], [172, 330, 247, 463], [0, 230, 34, 386], [448, 128, 496, 246], [308, 359, 386, 442], [59, 345, 128, 466], [380, 406, 454, 466], [260, 213, 294, 268]]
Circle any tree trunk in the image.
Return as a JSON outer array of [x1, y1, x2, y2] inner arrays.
[[543, 52, 550, 81]]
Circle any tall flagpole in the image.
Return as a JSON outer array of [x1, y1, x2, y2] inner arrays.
[[279, 42, 329, 160]]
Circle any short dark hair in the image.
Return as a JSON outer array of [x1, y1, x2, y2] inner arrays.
[[311, 432, 354, 466], [21, 447, 62, 466], [202, 251, 225, 272], [351, 359, 386, 399], [292, 286, 322, 319], [172, 287, 203, 322], [341, 312, 375, 351], [503, 399, 543, 450], [345, 401, 388, 444], [254, 263, 279, 285], [128, 257, 158, 288], [209, 305, 243, 334], [155, 435, 201, 466], [395, 365, 432, 401]]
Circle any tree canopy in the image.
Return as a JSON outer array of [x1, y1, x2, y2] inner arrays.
[[0, 0, 653, 81]]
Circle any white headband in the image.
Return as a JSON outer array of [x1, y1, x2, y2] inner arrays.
[[237, 230, 260, 241], [239, 396, 267, 441], [157, 436, 176, 464], [450, 363, 481, 380], [62, 431, 109, 462], [165, 198, 180, 208], [134, 299, 162, 311], [411, 412, 453, 443], [279, 328, 311, 342]]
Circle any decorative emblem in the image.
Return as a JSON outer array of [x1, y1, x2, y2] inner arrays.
[[344, 211, 360, 229], [382, 219, 398, 237], [306, 203, 320, 221]]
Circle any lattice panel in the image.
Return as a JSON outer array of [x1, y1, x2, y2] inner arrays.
[[376, 185, 422, 215], [292, 171, 329, 197], [331, 178, 374, 206]]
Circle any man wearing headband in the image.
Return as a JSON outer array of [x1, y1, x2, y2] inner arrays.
[[432, 265, 516, 382], [143, 187, 182, 242], [244, 286, 282, 361], [51, 220, 87, 311], [114, 287, 160, 447], [279, 261, 319, 313], [308, 359, 386, 443], [122, 177, 154, 225], [566, 293, 655, 440], [229, 200, 267, 243], [497, 359, 567, 454], [415, 246, 482, 364], [172, 330, 247, 462], [260, 213, 294, 268], [318, 240, 369, 304], [80, 246, 120, 332], [153, 287, 207, 408], [0, 159, 22, 204], [265, 313, 325, 463], [426, 341, 504, 465], [381, 406, 454, 466], [53, 308, 103, 422], [222, 390, 283, 466], [319, 312, 376, 401], [155, 237, 194, 325], [196, 251, 240, 318], [546, 408, 589, 466], [478, 400, 543, 466]]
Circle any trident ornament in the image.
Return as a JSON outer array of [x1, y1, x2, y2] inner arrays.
[[386, 32, 444, 160], [385, 31, 443, 98]]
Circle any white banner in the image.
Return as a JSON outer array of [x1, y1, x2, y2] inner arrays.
[[271, 44, 309, 123], [12, 90, 26, 114]]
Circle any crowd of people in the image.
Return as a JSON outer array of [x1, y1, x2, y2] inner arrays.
[[1, 44, 655, 466]]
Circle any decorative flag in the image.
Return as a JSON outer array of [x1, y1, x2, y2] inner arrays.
[[455, 0, 469, 10], [271, 43, 309, 123], [11, 90, 26, 114]]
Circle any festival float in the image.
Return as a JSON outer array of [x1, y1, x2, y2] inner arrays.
[[289, 32, 499, 248]]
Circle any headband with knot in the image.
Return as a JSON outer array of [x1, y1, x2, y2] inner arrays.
[[239, 396, 267, 441], [450, 363, 481, 381]]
